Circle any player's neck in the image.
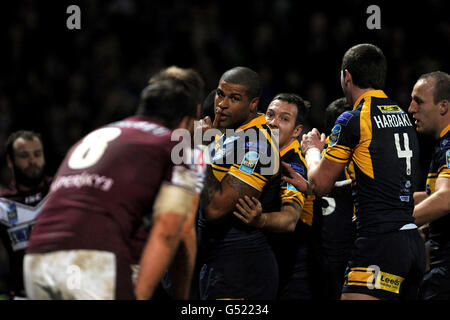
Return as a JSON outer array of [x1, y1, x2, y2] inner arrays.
[[351, 87, 376, 107], [241, 112, 258, 127], [280, 138, 297, 152], [437, 119, 450, 139]]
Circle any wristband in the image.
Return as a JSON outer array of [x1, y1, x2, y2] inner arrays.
[[305, 147, 322, 168]]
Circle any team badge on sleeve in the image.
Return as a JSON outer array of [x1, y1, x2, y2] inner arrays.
[[239, 151, 260, 174], [329, 124, 342, 147]]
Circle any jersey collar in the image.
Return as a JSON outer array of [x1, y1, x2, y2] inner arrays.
[[237, 113, 266, 132], [280, 139, 300, 157], [440, 123, 450, 138], [353, 90, 387, 110]]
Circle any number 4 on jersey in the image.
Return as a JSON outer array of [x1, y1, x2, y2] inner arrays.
[[394, 133, 412, 176]]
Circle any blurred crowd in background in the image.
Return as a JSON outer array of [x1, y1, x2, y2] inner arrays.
[[1, 0, 449, 190]]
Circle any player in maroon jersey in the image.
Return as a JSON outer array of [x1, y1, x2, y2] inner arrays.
[[0, 130, 52, 299], [24, 71, 204, 300]]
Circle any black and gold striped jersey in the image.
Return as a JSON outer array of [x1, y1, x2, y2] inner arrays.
[[280, 139, 308, 224], [197, 113, 280, 250], [426, 125, 450, 267], [324, 90, 419, 235]]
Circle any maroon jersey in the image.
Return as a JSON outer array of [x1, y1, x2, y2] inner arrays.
[[27, 116, 179, 299], [0, 176, 52, 297]]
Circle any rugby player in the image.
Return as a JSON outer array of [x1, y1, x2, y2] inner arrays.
[[408, 71, 450, 299], [24, 72, 203, 300], [283, 44, 426, 300], [233, 93, 316, 299], [0, 130, 52, 299], [196, 66, 280, 299], [317, 97, 356, 299]]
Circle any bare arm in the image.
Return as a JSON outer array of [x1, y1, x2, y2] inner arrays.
[[282, 158, 346, 197], [200, 171, 261, 222], [413, 191, 428, 206], [413, 177, 450, 227], [233, 196, 300, 232], [167, 193, 199, 299], [135, 212, 186, 300], [307, 157, 348, 196]]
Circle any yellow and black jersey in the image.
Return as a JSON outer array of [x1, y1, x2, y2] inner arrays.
[[280, 139, 308, 224], [319, 138, 356, 257], [198, 113, 280, 249], [208, 113, 279, 192], [426, 124, 450, 267], [324, 90, 419, 235]]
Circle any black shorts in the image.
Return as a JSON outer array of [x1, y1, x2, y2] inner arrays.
[[198, 246, 278, 300], [342, 229, 426, 299]]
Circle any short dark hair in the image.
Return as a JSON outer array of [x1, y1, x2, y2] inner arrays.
[[220, 66, 261, 100], [341, 43, 387, 90], [325, 97, 352, 134], [201, 89, 216, 119], [136, 77, 198, 129], [271, 93, 310, 126], [148, 66, 205, 105], [418, 71, 450, 104], [6, 130, 43, 159]]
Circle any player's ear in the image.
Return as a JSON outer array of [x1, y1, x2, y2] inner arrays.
[[343, 69, 352, 85], [293, 124, 303, 139], [439, 99, 448, 116], [249, 97, 259, 113]]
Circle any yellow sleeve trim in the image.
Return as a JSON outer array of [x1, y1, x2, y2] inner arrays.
[[438, 166, 450, 178], [281, 196, 304, 208], [324, 151, 350, 164], [228, 166, 266, 192]]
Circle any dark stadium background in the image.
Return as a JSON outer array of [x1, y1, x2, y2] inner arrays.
[[0, 0, 448, 193]]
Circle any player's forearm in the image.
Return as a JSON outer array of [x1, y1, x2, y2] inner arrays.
[[168, 227, 196, 299], [413, 191, 428, 206], [261, 204, 300, 233], [413, 189, 450, 226], [203, 175, 260, 222], [204, 192, 236, 221], [308, 164, 332, 197], [135, 215, 184, 300], [169, 198, 199, 299]]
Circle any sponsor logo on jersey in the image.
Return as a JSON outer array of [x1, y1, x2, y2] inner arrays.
[[399, 180, 411, 202], [289, 162, 305, 176], [375, 271, 404, 294], [329, 124, 341, 147], [377, 105, 403, 113], [239, 151, 260, 174], [336, 111, 353, 126]]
